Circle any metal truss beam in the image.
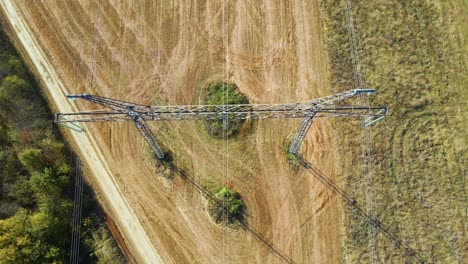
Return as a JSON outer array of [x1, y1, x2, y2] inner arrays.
[[57, 89, 387, 159], [56, 105, 387, 123]]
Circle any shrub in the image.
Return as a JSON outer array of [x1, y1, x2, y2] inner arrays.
[[284, 139, 299, 170], [205, 181, 245, 226], [217, 187, 244, 216], [204, 82, 249, 137], [286, 152, 299, 170], [0, 115, 8, 145]]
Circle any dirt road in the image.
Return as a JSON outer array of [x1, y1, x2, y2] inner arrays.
[[0, 1, 162, 263], [0, 0, 342, 263]]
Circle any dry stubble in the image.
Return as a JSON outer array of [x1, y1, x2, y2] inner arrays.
[[14, 1, 341, 263]]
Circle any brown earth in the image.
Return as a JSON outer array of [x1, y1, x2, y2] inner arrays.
[[1, 1, 343, 263]]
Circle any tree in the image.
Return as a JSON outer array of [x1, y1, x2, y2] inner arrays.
[[0, 209, 61, 263], [6, 56, 26, 78], [0, 114, 8, 145], [0, 75, 30, 100], [18, 148, 45, 173], [12, 177, 34, 206], [29, 168, 62, 214], [216, 187, 244, 216], [39, 139, 67, 169]]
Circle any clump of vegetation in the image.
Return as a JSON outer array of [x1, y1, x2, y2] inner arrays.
[[0, 27, 124, 263], [284, 138, 299, 170], [204, 82, 249, 137], [204, 181, 245, 226], [147, 143, 177, 179], [82, 221, 126, 264], [286, 152, 299, 170]]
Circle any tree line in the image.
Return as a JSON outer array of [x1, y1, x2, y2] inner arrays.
[[0, 26, 124, 263]]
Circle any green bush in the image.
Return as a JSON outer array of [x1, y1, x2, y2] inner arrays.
[[286, 152, 299, 170], [206, 83, 249, 106], [217, 187, 244, 216], [204, 181, 245, 226], [6, 56, 26, 78], [11, 177, 34, 206], [204, 83, 249, 137], [0, 115, 8, 145]]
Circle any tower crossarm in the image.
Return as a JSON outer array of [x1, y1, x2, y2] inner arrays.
[[55, 112, 132, 123], [66, 89, 376, 114], [305, 88, 376, 108], [58, 89, 386, 159], [67, 94, 151, 113], [55, 105, 387, 123]]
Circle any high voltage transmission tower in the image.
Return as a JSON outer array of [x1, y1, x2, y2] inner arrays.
[[55, 89, 387, 159]]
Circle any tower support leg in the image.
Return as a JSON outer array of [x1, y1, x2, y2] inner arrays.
[[134, 118, 165, 159], [289, 113, 316, 155]]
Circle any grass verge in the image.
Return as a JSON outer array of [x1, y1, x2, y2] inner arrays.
[[320, 0, 467, 262]]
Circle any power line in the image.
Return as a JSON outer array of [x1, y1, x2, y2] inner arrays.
[[70, 156, 84, 264], [222, 0, 229, 261], [343, 0, 378, 262], [70, 2, 101, 261]]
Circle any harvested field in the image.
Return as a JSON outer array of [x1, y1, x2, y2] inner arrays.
[[1, 1, 345, 263]]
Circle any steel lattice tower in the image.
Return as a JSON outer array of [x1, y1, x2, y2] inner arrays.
[[55, 89, 387, 159]]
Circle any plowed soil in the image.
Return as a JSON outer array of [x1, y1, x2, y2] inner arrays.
[[2, 1, 341, 263]]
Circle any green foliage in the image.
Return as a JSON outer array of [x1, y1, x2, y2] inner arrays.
[[83, 226, 126, 264], [286, 153, 299, 170], [204, 82, 249, 137], [38, 138, 68, 169], [0, 75, 30, 100], [284, 142, 299, 170], [30, 168, 66, 212], [0, 209, 61, 263], [11, 177, 34, 206], [6, 56, 26, 78], [0, 27, 125, 263], [0, 148, 18, 185], [204, 181, 245, 226], [0, 115, 8, 145], [217, 187, 244, 215], [18, 148, 45, 173], [206, 83, 249, 106], [284, 140, 299, 170]]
